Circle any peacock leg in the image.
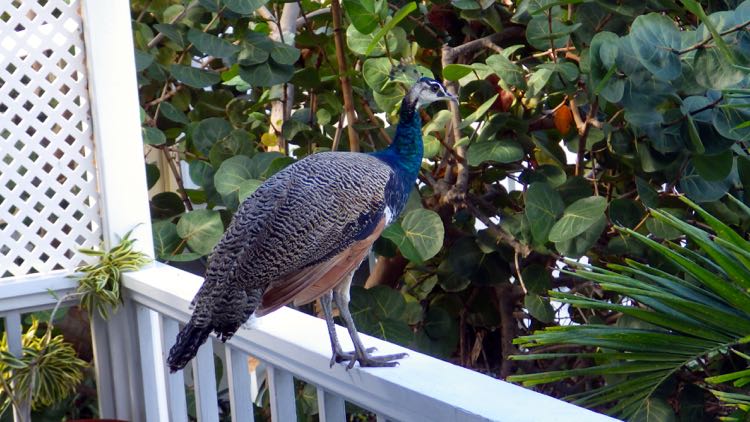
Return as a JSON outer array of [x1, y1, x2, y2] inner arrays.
[[322, 287, 377, 367], [333, 274, 408, 370], [321, 290, 350, 366]]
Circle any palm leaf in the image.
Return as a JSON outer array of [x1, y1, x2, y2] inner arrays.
[[508, 197, 750, 419]]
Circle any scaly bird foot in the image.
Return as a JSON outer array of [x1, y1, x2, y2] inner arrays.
[[329, 347, 377, 367], [346, 349, 408, 370]]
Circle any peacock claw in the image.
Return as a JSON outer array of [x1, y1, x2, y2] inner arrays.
[[329, 347, 377, 367], [345, 351, 408, 370], [330, 347, 407, 369]]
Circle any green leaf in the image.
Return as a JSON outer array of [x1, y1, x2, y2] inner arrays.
[[237, 61, 295, 87], [589, 31, 624, 103], [467, 139, 524, 166], [692, 150, 733, 182], [554, 215, 606, 258], [628, 13, 681, 81], [343, 0, 384, 34], [214, 155, 254, 198], [142, 126, 166, 145], [176, 209, 224, 256], [402, 209, 444, 262], [526, 67, 553, 97], [134, 49, 154, 72], [193, 117, 232, 155], [459, 94, 498, 129], [187, 29, 240, 58], [154, 23, 188, 48], [679, 167, 731, 203], [682, 0, 736, 64], [369, 285, 407, 320], [548, 196, 607, 243], [525, 182, 564, 245], [189, 160, 215, 187], [693, 45, 745, 90], [372, 84, 405, 112], [609, 198, 643, 229], [443, 64, 474, 81], [145, 163, 160, 189], [160, 102, 190, 124], [630, 397, 676, 422], [526, 14, 580, 51], [486, 54, 526, 89], [346, 23, 399, 56], [635, 177, 659, 209], [224, 0, 268, 14], [362, 57, 392, 92], [524, 293, 555, 323], [237, 38, 271, 66], [685, 116, 705, 154], [365, 2, 416, 56], [522, 264, 552, 295], [152, 220, 181, 259], [170, 64, 221, 88], [270, 42, 301, 65], [151, 192, 185, 219]]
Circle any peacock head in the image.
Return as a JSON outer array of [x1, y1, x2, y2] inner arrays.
[[407, 77, 457, 109]]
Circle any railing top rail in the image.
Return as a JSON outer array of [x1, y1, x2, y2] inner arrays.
[[123, 263, 618, 422]]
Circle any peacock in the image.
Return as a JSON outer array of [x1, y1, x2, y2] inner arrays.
[[167, 77, 455, 372]]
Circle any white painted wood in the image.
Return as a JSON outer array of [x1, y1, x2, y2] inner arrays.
[[4, 312, 23, 358], [89, 315, 116, 419], [226, 346, 254, 422], [163, 318, 189, 422], [192, 338, 220, 422], [5, 313, 28, 422], [0, 0, 103, 279], [0, 275, 77, 314], [80, 0, 153, 254], [317, 387, 345, 422], [267, 365, 296, 422], [78, 0, 155, 418], [123, 264, 618, 422], [136, 304, 169, 421], [115, 303, 147, 421]]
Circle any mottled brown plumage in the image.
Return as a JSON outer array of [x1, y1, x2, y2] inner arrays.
[[167, 78, 455, 372]]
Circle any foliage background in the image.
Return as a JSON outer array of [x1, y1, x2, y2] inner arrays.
[[131, 0, 750, 419]]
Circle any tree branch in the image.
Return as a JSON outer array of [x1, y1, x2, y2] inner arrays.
[[442, 27, 524, 62], [330, 0, 360, 151]]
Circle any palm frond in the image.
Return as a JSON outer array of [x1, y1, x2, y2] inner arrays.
[[508, 197, 750, 419]]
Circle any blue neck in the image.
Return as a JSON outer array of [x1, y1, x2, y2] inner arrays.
[[371, 97, 423, 177], [369, 97, 423, 217]]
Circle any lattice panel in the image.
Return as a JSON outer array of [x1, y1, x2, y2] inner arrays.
[[0, 0, 102, 278]]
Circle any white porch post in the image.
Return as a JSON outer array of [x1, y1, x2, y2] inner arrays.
[[80, 0, 154, 419]]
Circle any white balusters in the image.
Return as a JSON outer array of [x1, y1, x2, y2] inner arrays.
[[192, 337, 219, 421], [317, 387, 346, 422], [162, 318, 189, 422], [226, 346, 254, 422], [267, 365, 296, 421]]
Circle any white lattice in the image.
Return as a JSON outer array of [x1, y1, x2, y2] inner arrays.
[[0, 0, 102, 278]]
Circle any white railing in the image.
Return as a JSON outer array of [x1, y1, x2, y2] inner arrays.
[[0, 267, 620, 422], [121, 263, 618, 422]]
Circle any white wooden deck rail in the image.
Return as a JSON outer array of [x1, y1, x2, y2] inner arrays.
[[0, 0, 619, 421], [0, 266, 618, 422]]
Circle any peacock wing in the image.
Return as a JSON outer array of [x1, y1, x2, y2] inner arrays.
[[197, 152, 393, 326]]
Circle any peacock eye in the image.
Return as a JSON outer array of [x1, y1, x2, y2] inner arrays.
[[431, 85, 438, 92]]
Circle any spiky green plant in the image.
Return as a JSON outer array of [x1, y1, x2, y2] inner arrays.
[[0, 318, 87, 418], [75, 229, 151, 319], [508, 195, 750, 420]]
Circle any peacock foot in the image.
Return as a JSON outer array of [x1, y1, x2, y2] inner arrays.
[[345, 349, 408, 370], [329, 347, 377, 367]]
